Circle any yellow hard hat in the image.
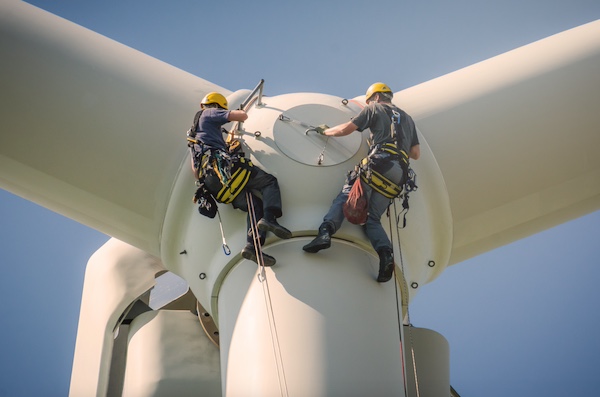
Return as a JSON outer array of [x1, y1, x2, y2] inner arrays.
[[200, 92, 228, 110], [365, 82, 392, 102]]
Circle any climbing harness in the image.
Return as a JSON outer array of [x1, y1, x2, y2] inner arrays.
[[359, 156, 404, 199], [212, 153, 254, 204], [356, 103, 418, 226], [357, 142, 414, 199], [187, 134, 254, 205]]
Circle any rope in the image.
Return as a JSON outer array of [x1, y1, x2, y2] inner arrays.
[[246, 192, 266, 269], [387, 205, 409, 397], [246, 192, 289, 397], [391, 199, 420, 397]]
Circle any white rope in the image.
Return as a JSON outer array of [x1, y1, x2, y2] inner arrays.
[[391, 199, 421, 397], [387, 205, 410, 397], [246, 193, 289, 397], [246, 192, 266, 269]]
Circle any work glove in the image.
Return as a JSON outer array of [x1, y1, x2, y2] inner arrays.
[[314, 124, 329, 135]]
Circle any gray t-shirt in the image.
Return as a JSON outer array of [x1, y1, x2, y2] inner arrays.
[[352, 102, 419, 156]]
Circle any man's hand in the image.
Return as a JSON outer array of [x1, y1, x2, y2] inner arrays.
[[314, 124, 329, 135]]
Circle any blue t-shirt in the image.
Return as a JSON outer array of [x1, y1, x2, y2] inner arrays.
[[194, 108, 230, 150]]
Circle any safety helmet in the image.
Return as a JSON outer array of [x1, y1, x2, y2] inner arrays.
[[365, 82, 392, 103], [200, 92, 228, 110]]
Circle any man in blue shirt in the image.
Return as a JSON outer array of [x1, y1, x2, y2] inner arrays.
[[191, 92, 292, 266]]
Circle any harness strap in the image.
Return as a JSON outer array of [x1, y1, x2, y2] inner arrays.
[[378, 142, 408, 165], [359, 157, 403, 199], [214, 157, 253, 203]]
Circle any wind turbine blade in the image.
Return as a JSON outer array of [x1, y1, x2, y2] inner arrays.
[[0, 1, 226, 254], [399, 20, 600, 265]]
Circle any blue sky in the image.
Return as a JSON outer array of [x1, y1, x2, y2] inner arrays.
[[1, 1, 599, 396]]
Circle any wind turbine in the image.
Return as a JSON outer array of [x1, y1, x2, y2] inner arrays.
[[1, 1, 599, 396]]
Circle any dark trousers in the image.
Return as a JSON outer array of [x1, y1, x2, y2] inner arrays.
[[323, 155, 405, 252], [230, 166, 283, 245], [231, 166, 283, 219]]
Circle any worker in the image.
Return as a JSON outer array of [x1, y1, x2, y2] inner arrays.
[[189, 92, 292, 266], [302, 83, 420, 282]]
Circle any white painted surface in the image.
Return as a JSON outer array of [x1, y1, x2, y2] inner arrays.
[[69, 239, 164, 397], [122, 311, 221, 397], [218, 240, 411, 396]]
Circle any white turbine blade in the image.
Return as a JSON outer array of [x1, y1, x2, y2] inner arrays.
[[399, 20, 600, 265], [0, 0, 226, 254]]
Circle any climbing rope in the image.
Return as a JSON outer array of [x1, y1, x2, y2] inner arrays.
[[387, 205, 410, 397], [246, 192, 289, 397], [246, 192, 266, 269], [390, 199, 421, 397]]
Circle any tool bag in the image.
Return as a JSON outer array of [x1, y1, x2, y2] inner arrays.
[[343, 177, 368, 225], [207, 153, 254, 204], [193, 182, 218, 218]]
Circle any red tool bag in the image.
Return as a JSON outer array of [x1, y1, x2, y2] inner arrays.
[[343, 179, 368, 225]]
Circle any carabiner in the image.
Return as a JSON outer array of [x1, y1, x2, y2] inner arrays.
[[222, 243, 231, 255], [217, 210, 231, 256]]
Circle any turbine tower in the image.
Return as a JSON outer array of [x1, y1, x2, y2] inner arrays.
[[1, 1, 599, 396]]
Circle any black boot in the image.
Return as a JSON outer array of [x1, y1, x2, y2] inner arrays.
[[241, 244, 276, 267], [376, 247, 395, 282], [257, 214, 292, 239], [303, 223, 333, 253]]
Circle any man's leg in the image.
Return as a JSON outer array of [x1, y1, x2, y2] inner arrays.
[[245, 167, 292, 239], [303, 178, 352, 253], [363, 191, 395, 282], [233, 193, 276, 266], [363, 162, 405, 282]]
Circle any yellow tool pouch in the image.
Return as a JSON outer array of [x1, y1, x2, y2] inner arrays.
[[212, 157, 253, 204], [359, 157, 403, 199]]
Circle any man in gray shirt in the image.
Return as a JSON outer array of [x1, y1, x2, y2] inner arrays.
[[303, 83, 420, 282]]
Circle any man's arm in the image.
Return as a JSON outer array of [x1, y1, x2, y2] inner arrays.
[[409, 144, 420, 160], [323, 121, 358, 137], [228, 110, 248, 122]]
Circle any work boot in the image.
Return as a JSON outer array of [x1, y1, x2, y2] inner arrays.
[[302, 223, 333, 253], [257, 217, 292, 239], [241, 244, 276, 267], [376, 247, 395, 282]]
